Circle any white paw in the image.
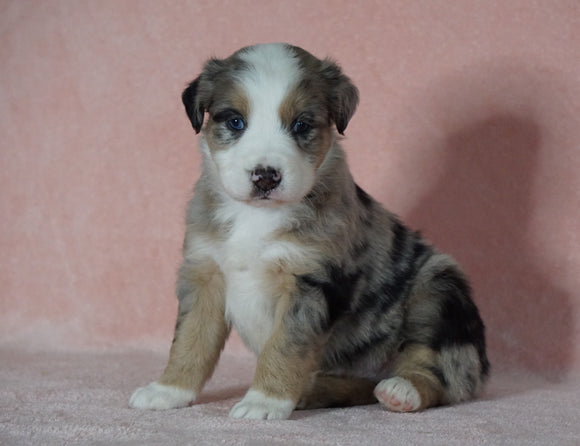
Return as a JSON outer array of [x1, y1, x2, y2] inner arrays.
[[229, 389, 294, 420], [129, 381, 196, 410], [374, 377, 421, 412]]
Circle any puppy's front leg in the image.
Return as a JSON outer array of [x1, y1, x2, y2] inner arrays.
[[130, 260, 229, 410], [230, 288, 327, 420]]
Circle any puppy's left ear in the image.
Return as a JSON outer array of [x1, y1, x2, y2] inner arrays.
[[182, 78, 204, 134], [321, 60, 359, 135]]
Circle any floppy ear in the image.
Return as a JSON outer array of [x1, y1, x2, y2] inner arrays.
[[321, 60, 359, 135], [182, 58, 227, 134], [182, 78, 204, 134]]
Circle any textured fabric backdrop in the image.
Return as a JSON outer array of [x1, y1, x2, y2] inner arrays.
[[1, 1, 580, 444]]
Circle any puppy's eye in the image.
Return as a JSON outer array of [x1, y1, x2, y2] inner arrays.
[[292, 121, 311, 135], [227, 118, 245, 131]]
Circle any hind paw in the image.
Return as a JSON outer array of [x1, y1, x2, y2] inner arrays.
[[374, 377, 421, 412]]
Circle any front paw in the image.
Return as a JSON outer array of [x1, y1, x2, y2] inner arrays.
[[129, 381, 196, 410], [229, 389, 294, 420]]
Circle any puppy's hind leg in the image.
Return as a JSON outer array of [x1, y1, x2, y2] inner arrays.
[[297, 374, 378, 410], [374, 344, 444, 412], [375, 257, 488, 413], [129, 260, 229, 410]]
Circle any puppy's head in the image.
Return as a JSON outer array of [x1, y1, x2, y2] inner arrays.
[[182, 43, 358, 205]]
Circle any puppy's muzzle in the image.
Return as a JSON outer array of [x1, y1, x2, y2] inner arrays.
[[251, 166, 282, 193]]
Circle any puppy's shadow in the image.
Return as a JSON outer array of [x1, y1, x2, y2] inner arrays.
[[400, 62, 575, 382]]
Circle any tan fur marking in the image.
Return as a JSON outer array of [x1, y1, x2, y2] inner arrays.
[[278, 86, 333, 168], [297, 375, 377, 409], [205, 83, 250, 152], [159, 261, 228, 393], [278, 86, 310, 129], [312, 128, 332, 168], [228, 86, 250, 119], [210, 78, 250, 119], [393, 344, 444, 410], [251, 290, 321, 403], [265, 263, 298, 299]]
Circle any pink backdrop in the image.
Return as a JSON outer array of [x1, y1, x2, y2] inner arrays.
[[1, 0, 579, 377]]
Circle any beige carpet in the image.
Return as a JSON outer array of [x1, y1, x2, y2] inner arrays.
[[2, 347, 579, 446]]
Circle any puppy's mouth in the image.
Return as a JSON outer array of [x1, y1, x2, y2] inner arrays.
[[250, 188, 279, 203], [253, 188, 273, 200]]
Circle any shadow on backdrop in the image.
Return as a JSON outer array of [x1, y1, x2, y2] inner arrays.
[[402, 63, 574, 379]]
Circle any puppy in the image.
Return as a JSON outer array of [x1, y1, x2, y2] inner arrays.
[[129, 43, 489, 420]]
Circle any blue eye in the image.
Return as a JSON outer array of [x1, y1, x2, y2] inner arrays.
[[292, 120, 311, 134], [227, 118, 245, 131]]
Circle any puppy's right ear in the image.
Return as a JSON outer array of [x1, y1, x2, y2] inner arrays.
[[182, 58, 232, 134], [182, 78, 204, 134], [182, 56, 244, 133]]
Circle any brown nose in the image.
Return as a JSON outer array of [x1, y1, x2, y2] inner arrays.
[[251, 166, 282, 192]]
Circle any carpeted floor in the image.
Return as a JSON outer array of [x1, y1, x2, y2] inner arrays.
[[1, 347, 579, 446]]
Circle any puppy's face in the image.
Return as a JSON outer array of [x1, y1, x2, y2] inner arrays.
[[182, 44, 358, 205]]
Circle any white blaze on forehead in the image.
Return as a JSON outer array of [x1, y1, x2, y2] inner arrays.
[[236, 44, 303, 138], [237, 43, 302, 110]]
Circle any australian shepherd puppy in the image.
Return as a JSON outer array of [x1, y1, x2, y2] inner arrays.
[[130, 43, 489, 420]]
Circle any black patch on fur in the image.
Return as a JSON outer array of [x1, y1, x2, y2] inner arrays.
[[355, 184, 373, 208], [212, 108, 244, 124], [297, 265, 358, 327], [390, 222, 408, 263], [182, 79, 202, 133], [430, 270, 479, 347], [328, 326, 396, 367], [429, 268, 490, 377], [357, 226, 431, 314], [325, 266, 359, 322]]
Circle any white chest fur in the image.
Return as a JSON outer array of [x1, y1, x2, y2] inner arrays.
[[191, 202, 303, 355]]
